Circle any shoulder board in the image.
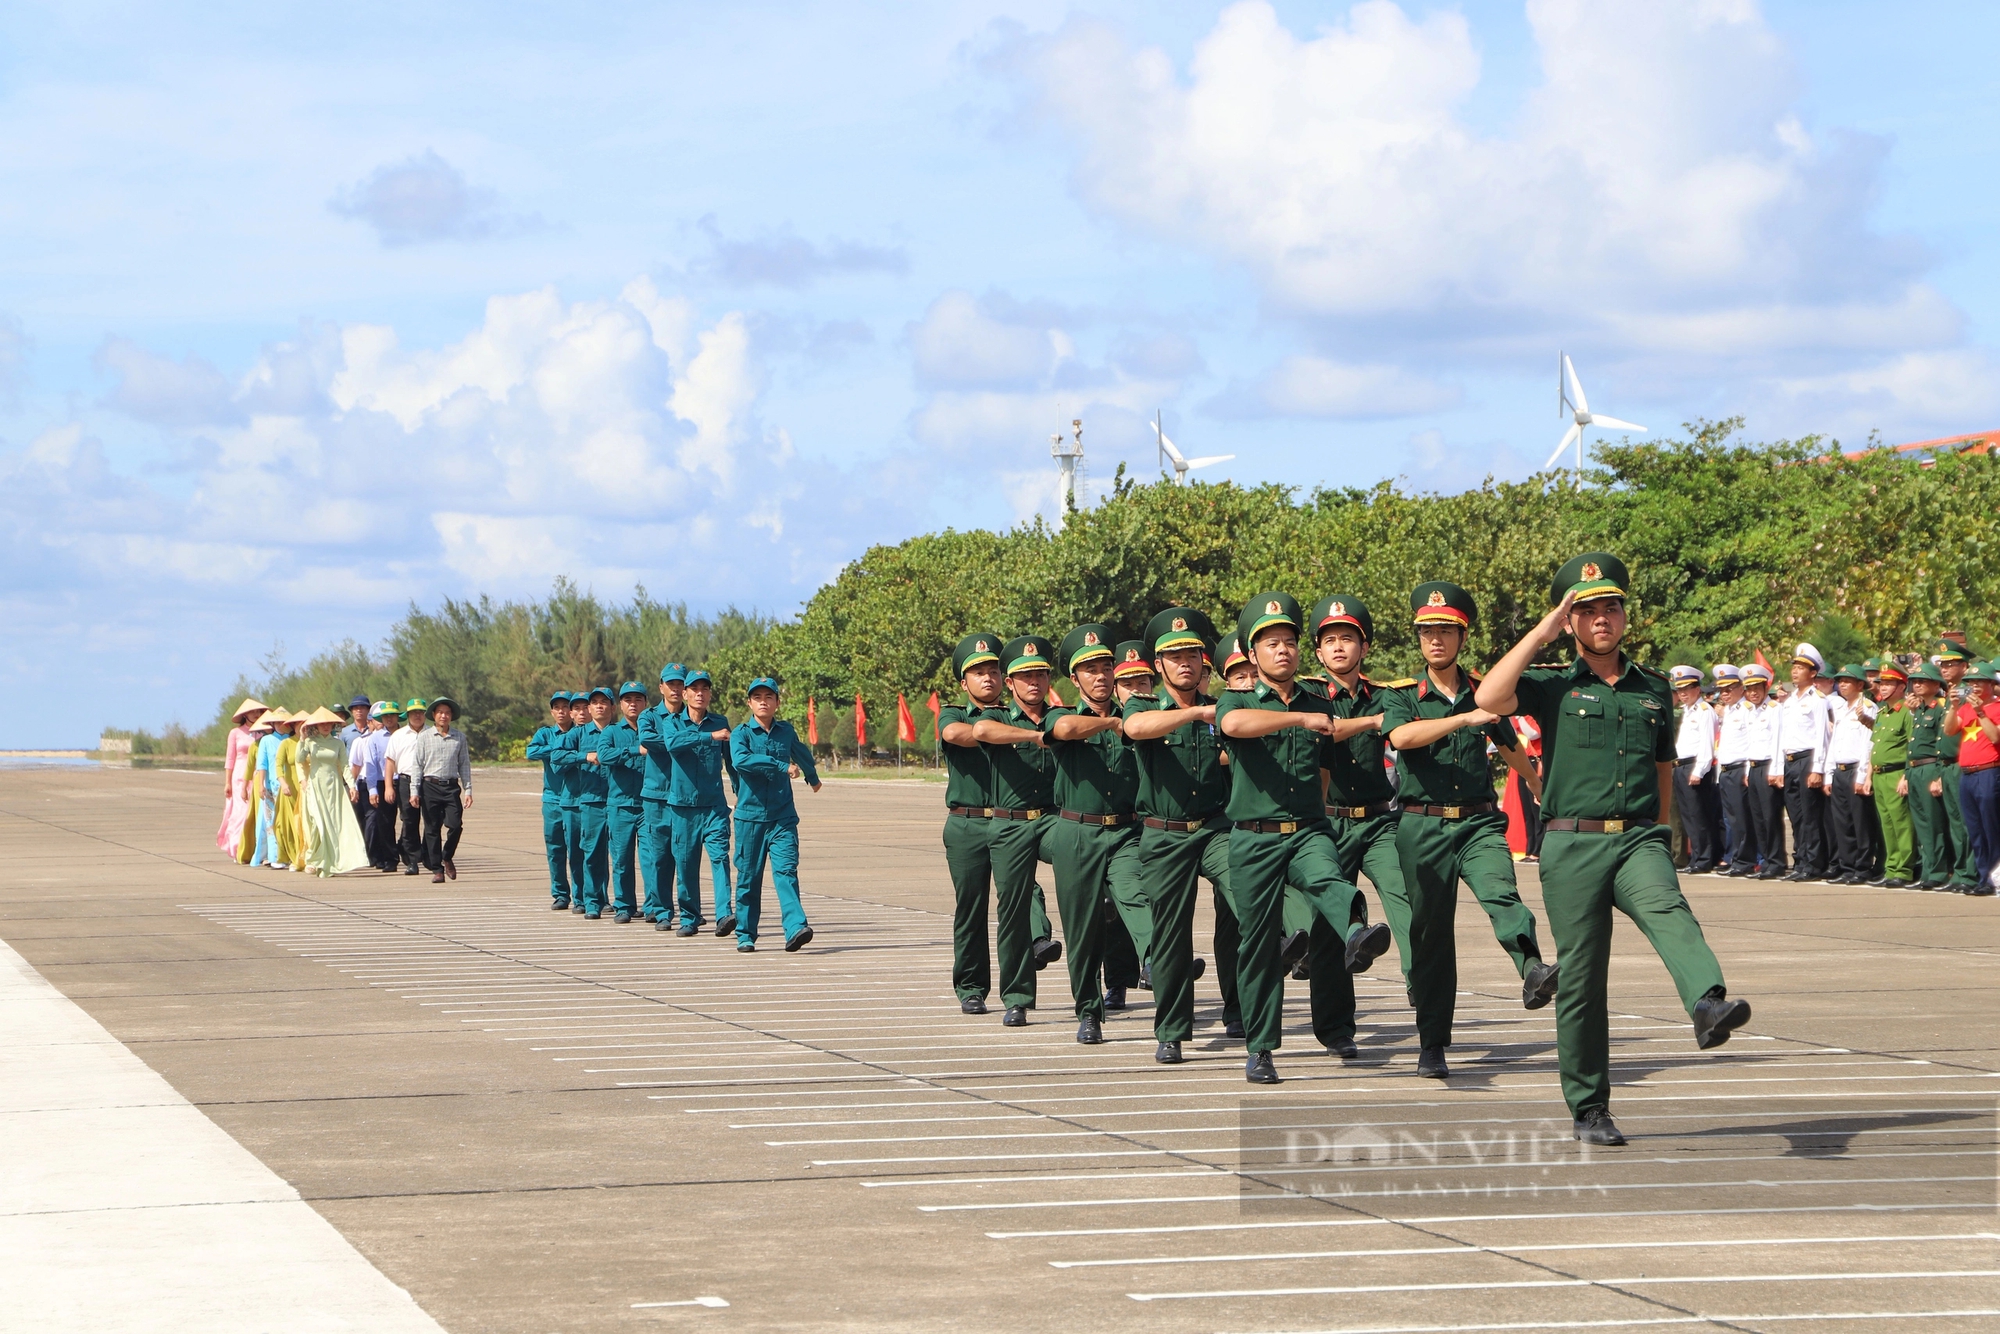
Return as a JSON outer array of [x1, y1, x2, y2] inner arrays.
[[1378, 678, 1418, 689], [1528, 660, 1567, 671], [1636, 662, 1668, 680], [1464, 667, 1485, 683], [1124, 690, 1159, 703], [1297, 678, 1330, 698]]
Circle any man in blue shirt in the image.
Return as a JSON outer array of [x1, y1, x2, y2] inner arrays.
[[526, 691, 576, 910], [639, 665, 688, 928], [568, 687, 615, 918], [664, 668, 738, 937], [597, 683, 651, 923], [730, 678, 821, 953]]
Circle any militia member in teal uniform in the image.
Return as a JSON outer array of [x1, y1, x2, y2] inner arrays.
[[729, 678, 821, 952], [1381, 581, 1557, 1080], [1478, 553, 1751, 1145], [593, 683, 650, 922], [1045, 624, 1152, 1045], [557, 694, 589, 909], [639, 665, 688, 927], [1124, 607, 1235, 1062], [979, 635, 1068, 1027], [568, 687, 616, 918], [526, 690, 576, 909], [665, 669, 740, 934], [1217, 593, 1394, 1085]]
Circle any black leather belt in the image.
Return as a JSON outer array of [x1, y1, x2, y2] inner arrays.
[[1833, 761, 1858, 773], [1545, 817, 1654, 833], [1785, 749, 1814, 762], [1326, 800, 1397, 819], [1719, 761, 1748, 772], [1142, 816, 1221, 832], [1871, 761, 1906, 774], [1674, 756, 1696, 766], [1406, 802, 1496, 819], [1060, 809, 1131, 827]]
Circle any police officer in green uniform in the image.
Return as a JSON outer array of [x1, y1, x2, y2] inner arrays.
[[1124, 608, 1235, 1062], [1478, 553, 1750, 1145], [1217, 593, 1395, 1085], [1906, 660, 1964, 889], [973, 635, 1065, 1026], [1869, 660, 1916, 888], [1046, 624, 1151, 1044], [1381, 582, 1558, 1079]]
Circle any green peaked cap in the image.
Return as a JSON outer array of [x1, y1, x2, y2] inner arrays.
[[1058, 623, 1118, 675], [1236, 591, 1302, 647], [1003, 634, 1054, 675], [952, 631, 1004, 679], [1145, 605, 1217, 655], [1551, 552, 1629, 605]]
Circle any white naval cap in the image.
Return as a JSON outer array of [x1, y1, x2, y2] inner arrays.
[[1669, 664, 1703, 687], [1712, 664, 1742, 683], [1792, 642, 1825, 672]]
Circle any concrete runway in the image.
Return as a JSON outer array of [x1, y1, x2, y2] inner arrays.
[[3, 763, 1998, 1332]]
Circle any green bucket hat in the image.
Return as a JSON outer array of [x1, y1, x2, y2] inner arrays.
[[403, 697, 430, 715], [1236, 592, 1302, 648], [1309, 594, 1373, 644], [1003, 635, 1054, 676], [951, 631, 1003, 679], [1145, 606, 1217, 656], [1410, 581, 1474, 629], [1058, 623, 1118, 675], [1967, 660, 1999, 684], [1551, 552, 1629, 605], [1911, 660, 1946, 686]]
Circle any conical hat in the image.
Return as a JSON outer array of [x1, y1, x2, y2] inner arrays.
[[231, 697, 268, 722], [304, 706, 345, 727], [262, 707, 292, 724]]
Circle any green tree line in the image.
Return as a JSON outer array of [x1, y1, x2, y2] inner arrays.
[[163, 421, 2000, 759]]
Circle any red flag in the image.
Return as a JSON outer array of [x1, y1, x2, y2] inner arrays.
[[854, 693, 867, 748], [806, 696, 818, 746], [925, 691, 940, 724], [1753, 648, 1774, 676], [897, 693, 917, 744]]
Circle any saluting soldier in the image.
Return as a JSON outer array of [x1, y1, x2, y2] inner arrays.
[[1124, 608, 1237, 1062], [1477, 553, 1750, 1145], [1381, 582, 1557, 1081], [526, 690, 576, 909], [1217, 593, 1394, 1085], [639, 665, 687, 928], [1869, 661, 1916, 888], [975, 635, 1066, 1026], [1045, 624, 1151, 1045]]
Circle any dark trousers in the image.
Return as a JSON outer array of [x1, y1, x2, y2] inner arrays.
[[1718, 762, 1759, 872], [1780, 751, 1823, 874], [421, 778, 463, 871], [1827, 765, 1875, 878], [1959, 766, 2000, 887], [395, 776, 424, 869], [1674, 764, 1720, 870], [362, 780, 395, 867], [1749, 760, 1787, 871]]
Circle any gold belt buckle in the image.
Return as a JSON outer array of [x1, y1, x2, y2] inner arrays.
[[1024, 808, 1043, 820], [982, 807, 995, 817], [1441, 805, 1461, 819], [1278, 820, 1297, 834], [1604, 819, 1625, 833]]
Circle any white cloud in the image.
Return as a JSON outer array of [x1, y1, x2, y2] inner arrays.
[[1215, 356, 1462, 419], [1768, 349, 2000, 441], [908, 289, 1062, 389], [1009, 1, 1946, 359], [328, 149, 538, 246]]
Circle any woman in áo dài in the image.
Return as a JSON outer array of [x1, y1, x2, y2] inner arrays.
[[217, 697, 267, 858], [298, 707, 371, 877]]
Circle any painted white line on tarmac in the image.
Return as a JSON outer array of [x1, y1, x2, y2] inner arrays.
[[1128, 1268, 2000, 1301], [1049, 1230, 2000, 1268], [1211, 1313, 2000, 1334]]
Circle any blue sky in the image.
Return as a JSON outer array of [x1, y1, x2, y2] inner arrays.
[[5, 0, 1999, 746]]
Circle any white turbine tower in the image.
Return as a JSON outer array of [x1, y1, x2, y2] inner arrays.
[[1547, 353, 1646, 470], [1051, 418, 1084, 518], [1152, 411, 1234, 485]]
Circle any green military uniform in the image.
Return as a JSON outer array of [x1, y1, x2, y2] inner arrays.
[[1380, 582, 1546, 1056], [986, 635, 1063, 1012], [1103, 640, 1159, 990], [1126, 607, 1239, 1047], [1308, 596, 1415, 1027], [1906, 660, 1972, 888], [1510, 555, 1731, 1119], [1933, 644, 1980, 889], [1869, 666, 1916, 884], [1045, 624, 1152, 1029], [1218, 593, 1387, 1077], [940, 632, 1007, 1006]]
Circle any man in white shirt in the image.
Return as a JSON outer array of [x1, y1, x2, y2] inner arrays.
[[384, 700, 430, 876], [1775, 644, 1834, 880], [1823, 663, 1878, 884], [1712, 666, 1761, 876], [1742, 663, 1789, 876], [1671, 665, 1721, 874]]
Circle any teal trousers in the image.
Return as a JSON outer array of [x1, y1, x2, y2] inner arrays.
[[671, 803, 735, 924], [542, 797, 571, 905], [734, 817, 807, 946], [606, 802, 642, 914], [573, 803, 609, 913], [641, 798, 677, 921]]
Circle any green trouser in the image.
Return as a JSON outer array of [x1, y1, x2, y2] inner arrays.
[[1230, 822, 1365, 1054], [988, 815, 1058, 1009], [1046, 819, 1142, 1021], [1874, 776, 1914, 880], [1331, 813, 1413, 984], [1103, 901, 1141, 989], [1539, 826, 1726, 1117], [1941, 764, 1979, 886], [943, 813, 1054, 1003], [1909, 763, 1954, 885], [1396, 811, 1541, 1049], [1139, 820, 1235, 1042]]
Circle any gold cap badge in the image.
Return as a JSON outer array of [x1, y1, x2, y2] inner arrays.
[[1084, 631, 1099, 646], [1582, 561, 1602, 580], [1265, 599, 1281, 615], [1124, 648, 1139, 662], [1427, 590, 1446, 607], [1171, 617, 1187, 632], [975, 640, 988, 652]]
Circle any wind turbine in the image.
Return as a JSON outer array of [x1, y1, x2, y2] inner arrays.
[[1546, 353, 1646, 470], [1152, 411, 1234, 485]]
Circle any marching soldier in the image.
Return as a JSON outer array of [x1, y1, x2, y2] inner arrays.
[[1869, 661, 1916, 888], [1477, 553, 1749, 1145], [1102, 638, 1157, 1005], [1045, 624, 1152, 1045], [568, 687, 614, 917], [1216, 592, 1393, 1085], [1381, 582, 1556, 1081], [729, 678, 822, 951], [597, 683, 650, 922], [526, 690, 576, 909], [1124, 607, 1238, 1061], [1112, 641, 1158, 702], [1670, 665, 1720, 875], [974, 635, 1066, 1026], [640, 666, 687, 928], [665, 669, 739, 936]]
